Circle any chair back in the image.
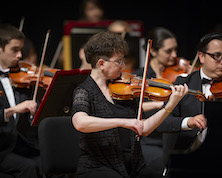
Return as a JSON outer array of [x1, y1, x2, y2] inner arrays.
[[38, 116, 80, 175]]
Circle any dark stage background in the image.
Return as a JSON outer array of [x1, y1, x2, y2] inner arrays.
[[1, 0, 221, 67]]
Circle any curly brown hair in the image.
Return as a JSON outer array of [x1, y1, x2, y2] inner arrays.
[[84, 31, 128, 68]]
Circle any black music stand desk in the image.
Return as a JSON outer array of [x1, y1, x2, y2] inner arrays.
[[32, 69, 90, 126]]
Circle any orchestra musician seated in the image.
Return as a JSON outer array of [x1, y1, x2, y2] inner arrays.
[[157, 32, 222, 176], [0, 24, 40, 178], [71, 31, 188, 178]]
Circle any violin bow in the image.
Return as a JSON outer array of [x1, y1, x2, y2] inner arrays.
[[32, 30, 51, 102], [19, 16, 25, 32], [189, 51, 199, 74], [136, 39, 152, 141], [50, 40, 63, 68]]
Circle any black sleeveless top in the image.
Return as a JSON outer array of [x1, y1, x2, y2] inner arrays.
[[72, 76, 145, 178]]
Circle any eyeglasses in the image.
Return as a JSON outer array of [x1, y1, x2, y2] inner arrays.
[[201, 51, 222, 62], [103, 58, 124, 66]]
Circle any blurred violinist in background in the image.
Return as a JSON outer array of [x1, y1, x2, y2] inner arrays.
[[108, 20, 137, 73], [78, 0, 105, 23], [22, 37, 38, 65], [108, 20, 132, 34], [79, 44, 92, 70], [135, 27, 192, 82], [133, 27, 181, 178], [55, 0, 105, 69], [135, 27, 178, 79]]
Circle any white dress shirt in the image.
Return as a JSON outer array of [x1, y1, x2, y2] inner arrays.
[[181, 68, 211, 130], [0, 66, 17, 120], [181, 68, 211, 151]]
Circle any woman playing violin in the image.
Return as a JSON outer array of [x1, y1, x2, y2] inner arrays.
[[71, 31, 188, 178]]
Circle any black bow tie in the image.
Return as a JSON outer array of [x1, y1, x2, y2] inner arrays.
[[0, 71, 9, 78], [201, 78, 212, 84]]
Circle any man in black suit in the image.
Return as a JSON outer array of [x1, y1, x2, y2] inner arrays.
[[157, 32, 222, 175], [0, 24, 39, 177]]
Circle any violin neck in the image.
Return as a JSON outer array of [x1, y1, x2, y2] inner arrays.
[[187, 88, 206, 100], [148, 80, 171, 90], [148, 79, 205, 99], [187, 88, 201, 95]]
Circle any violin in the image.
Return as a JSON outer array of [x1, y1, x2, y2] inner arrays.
[[109, 72, 207, 102], [162, 57, 192, 82], [9, 61, 59, 89], [209, 79, 222, 101]]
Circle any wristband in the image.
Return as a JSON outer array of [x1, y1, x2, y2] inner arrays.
[[164, 107, 172, 113]]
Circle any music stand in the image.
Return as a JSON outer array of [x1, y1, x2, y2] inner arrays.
[[31, 69, 90, 126]]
